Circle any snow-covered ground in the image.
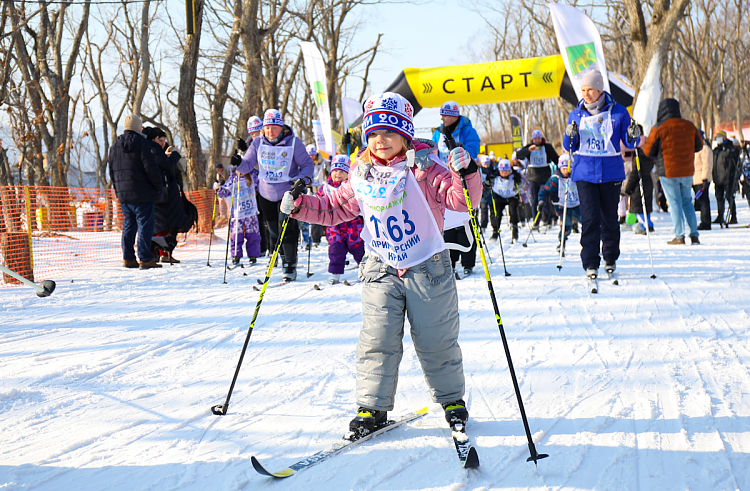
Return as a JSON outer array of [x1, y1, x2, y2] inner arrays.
[[2, 202, 749, 491]]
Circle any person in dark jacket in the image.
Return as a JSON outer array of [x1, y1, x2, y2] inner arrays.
[[563, 70, 639, 276], [621, 137, 654, 234], [516, 129, 559, 227], [108, 114, 163, 269], [486, 158, 522, 241], [143, 126, 186, 263], [712, 131, 739, 226], [643, 98, 703, 244]]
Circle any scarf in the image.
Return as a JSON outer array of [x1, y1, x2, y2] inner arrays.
[[584, 93, 606, 115]]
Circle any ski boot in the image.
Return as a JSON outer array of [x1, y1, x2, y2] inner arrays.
[[586, 267, 598, 279], [512, 224, 519, 242], [329, 273, 340, 284], [605, 262, 615, 273], [442, 399, 469, 430], [232, 256, 240, 265], [348, 407, 387, 440], [248, 257, 257, 264]]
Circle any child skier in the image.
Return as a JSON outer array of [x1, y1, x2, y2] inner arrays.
[[488, 158, 522, 242], [317, 154, 365, 284], [538, 154, 581, 251], [214, 170, 261, 265], [280, 92, 483, 438]]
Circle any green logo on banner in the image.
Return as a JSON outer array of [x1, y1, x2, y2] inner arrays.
[[314, 81, 326, 106], [566, 42, 597, 76]]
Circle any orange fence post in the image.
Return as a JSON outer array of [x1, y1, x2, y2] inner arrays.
[[24, 185, 34, 271]]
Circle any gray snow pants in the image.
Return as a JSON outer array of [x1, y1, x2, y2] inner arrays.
[[356, 249, 465, 411]]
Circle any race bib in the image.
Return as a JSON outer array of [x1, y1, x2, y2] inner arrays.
[[529, 146, 548, 168], [577, 110, 618, 157], [257, 139, 295, 183], [234, 178, 258, 219], [557, 177, 580, 208], [351, 160, 444, 269], [492, 176, 516, 198]]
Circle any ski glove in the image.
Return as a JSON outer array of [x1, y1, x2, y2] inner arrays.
[[449, 147, 472, 172], [341, 131, 352, 148], [237, 137, 248, 153], [537, 202, 544, 212], [627, 122, 642, 141], [213, 181, 221, 191], [565, 121, 578, 139], [230, 153, 242, 168], [280, 191, 297, 215]]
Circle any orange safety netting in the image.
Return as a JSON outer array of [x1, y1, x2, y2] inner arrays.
[[0, 185, 219, 287]]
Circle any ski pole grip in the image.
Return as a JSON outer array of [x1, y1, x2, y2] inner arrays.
[[291, 179, 307, 199]]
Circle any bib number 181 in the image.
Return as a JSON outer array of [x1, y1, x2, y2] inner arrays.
[[370, 210, 415, 243]]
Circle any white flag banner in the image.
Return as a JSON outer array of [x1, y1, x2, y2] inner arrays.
[[312, 120, 327, 155], [301, 41, 334, 155], [341, 97, 363, 132], [549, 3, 610, 97], [631, 52, 662, 136]]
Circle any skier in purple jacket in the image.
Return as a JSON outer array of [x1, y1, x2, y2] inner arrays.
[[236, 109, 313, 281]]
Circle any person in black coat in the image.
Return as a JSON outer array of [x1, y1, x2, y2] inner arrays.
[[515, 129, 559, 227], [143, 126, 187, 262], [108, 114, 163, 269], [712, 131, 739, 225], [621, 139, 654, 234]]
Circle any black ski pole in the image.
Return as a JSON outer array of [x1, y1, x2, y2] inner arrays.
[[496, 217, 511, 276], [477, 220, 493, 264], [222, 178, 240, 283], [212, 179, 307, 416], [442, 129, 548, 466], [522, 211, 541, 247], [306, 218, 314, 278], [631, 121, 657, 279], [207, 193, 217, 266]]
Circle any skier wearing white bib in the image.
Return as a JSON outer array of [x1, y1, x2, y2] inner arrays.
[[563, 70, 640, 277], [237, 109, 313, 281], [281, 92, 483, 438]]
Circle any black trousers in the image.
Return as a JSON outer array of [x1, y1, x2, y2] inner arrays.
[[692, 184, 711, 227], [257, 194, 300, 267], [577, 180, 621, 271], [490, 194, 519, 232], [443, 225, 476, 269], [714, 184, 737, 222]]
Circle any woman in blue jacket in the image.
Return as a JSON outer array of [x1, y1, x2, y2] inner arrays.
[[563, 70, 640, 278]]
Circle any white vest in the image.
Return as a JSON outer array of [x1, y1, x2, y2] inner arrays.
[[529, 146, 548, 168], [351, 160, 445, 269], [492, 175, 517, 198], [557, 176, 580, 208], [577, 108, 619, 157], [257, 138, 297, 183]]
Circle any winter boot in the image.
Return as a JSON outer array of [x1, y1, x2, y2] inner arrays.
[[161, 254, 180, 263], [667, 237, 686, 245], [139, 258, 162, 270], [329, 273, 340, 284], [442, 399, 469, 429], [348, 407, 387, 439], [123, 260, 139, 268], [690, 235, 700, 245]]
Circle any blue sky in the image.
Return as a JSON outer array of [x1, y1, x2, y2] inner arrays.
[[350, 1, 487, 134]]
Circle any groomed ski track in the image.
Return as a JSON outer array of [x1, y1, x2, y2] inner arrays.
[[2, 203, 750, 490]]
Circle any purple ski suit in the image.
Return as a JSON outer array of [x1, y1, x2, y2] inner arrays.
[[317, 177, 365, 274], [216, 173, 261, 259]]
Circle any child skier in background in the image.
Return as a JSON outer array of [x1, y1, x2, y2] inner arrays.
[[538, 154, 581, 251], [280, 92, 483, 438], [214, 170, 261, 265], [488, 158, 522, 242], [317, 154, 364, 284]]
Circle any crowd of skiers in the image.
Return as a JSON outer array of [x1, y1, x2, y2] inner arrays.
[[197, 70, 749, 439]]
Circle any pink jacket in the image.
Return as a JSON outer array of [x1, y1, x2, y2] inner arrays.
[[291, 141, 482, 232]]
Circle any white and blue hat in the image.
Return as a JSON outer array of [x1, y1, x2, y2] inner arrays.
[[306, 144, 317, 156], [263, 109, 284, 127], [247, 116, 263, 133], [498, 159, 512, 172], [331, 154, 351, 173], [558, 153, 571, 170], [440, 101, 460, 117], [531, 129, 543, 139], [362, 92, 415, 143]]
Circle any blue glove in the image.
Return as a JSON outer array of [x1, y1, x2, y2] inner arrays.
[[449, 147, 471, 172], [280, 191, 297, 215]]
